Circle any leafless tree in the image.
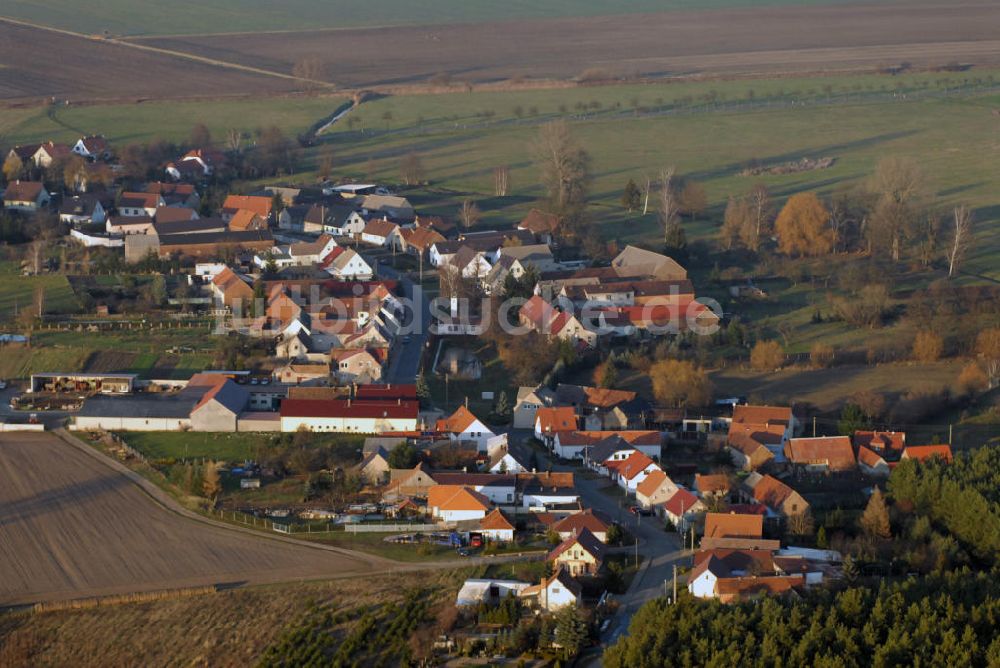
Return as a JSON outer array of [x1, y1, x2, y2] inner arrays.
[[533, 121, 589, 214], [745, 183, 773, 250], [867, 156, 929, 262], [493, 165, 510, 196], [226, 128, 244, 154], [657, 167, 681, 244], [458, 199, 481, 229], [946, 205, 973, 278], [400, 152, 425, 185]]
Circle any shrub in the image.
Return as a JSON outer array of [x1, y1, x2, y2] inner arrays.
[[750, 340, 784, 371], [809, 343, 835, 368], [912, 330, 944, 362]]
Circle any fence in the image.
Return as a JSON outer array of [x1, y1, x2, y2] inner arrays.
[[344, 523, 443, 533]]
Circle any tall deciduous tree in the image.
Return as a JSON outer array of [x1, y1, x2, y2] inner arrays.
[[721, 196, 749, 250], [458, 199, 481, 229], [649, 359, 712, 407], [742, 183, 773, 250], [621, 178, 642, 213], [657, 167, 683, 247], [946, 205, 972, 278], [679, 180, 707, 220], [400, 152, 425, 185], [534, 120, 589, 215], [202, 461, 221, 499], [867, 156, 928, 262], [774, 193, 834, 257], [750, 339, 784, 371], [975, 328, 1000, 388]]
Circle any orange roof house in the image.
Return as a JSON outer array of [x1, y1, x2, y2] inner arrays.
[[436, 405, 483, 433], [715, 574, 805, 603], [228, 209, 267, 231], [744, 473, 809, 518], [427, 485, 491, 520], [211, 267, 254, 308], [784, 436, 856, 472], [222, 194, 273, 219], [695, 473, 731, 497], [479, 508, 516, 541], [703, 512, 764, 540], [551, 508, 612, 542], [857, 446, 891, 477], [534, 406, 578, 435], [854, 430, 906, 454], [518, 209, 561, 236], [901, 444, 953, 464], [732, 405, 794, 429]]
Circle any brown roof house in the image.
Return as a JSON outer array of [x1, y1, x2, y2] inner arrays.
[[726, 423, 783, 470], [519, 568, 582, 611], [857, 446, 891, 477], [635, 469, 680, 511], [611, 245, 688, 281], [211, 267, 254, 312], [784, 436, 856, 472], [3, 181, 50, 212], [517, 209, 561, 244], [701, 511, 780, 551], [547, 527, 605, 577], [479, 508, 516, 543], [741, 472, 810, 519], [551, 508, 613, 543], [901, 444, 953, 464]]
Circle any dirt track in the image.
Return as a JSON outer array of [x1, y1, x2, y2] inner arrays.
[[140, 2, 1000, 87], [0, 432, 377, 606]]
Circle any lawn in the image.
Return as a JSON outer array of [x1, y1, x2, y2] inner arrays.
[[2, 96, 347, 147], [118, 431, 275, 461], [0, 344, 91, 379], [0, 274, 81, 322], [3, 0, 862, 36]]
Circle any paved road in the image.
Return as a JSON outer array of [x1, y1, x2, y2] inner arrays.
[[525, 435, 689, 651], [379, 264, 432, 385]]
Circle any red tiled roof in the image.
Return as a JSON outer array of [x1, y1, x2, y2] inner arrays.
[[428, 485, 491, 512], [223, 195, 272, 217], [354, 384, 417, 401], [636, 469, 669, 498], [902, 444, 953, 463], [280, 398, 418, 419], [784, 436, 856, 471], [547, 527, 604, 562], [535, 407, 577, 433], [616, 451, 656, 481], [703, 512, 764, 539], [518, 209, 560, 234], [436, 405, 484, 433], [480, 508, 515, 531], [854, 430, 906, 452], [662, 488, 701, 517], [551, 508, 611, 536], [857, 445, 887, 469], [732, 405, 793, 427], [695, 473, 731, 494], [749, 474, 796, 510]]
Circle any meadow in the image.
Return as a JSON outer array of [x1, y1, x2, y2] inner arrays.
[[2, 95, 345, 147], [3, 0, 884, 36]]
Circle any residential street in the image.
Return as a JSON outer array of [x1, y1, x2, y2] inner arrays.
[[525, 435, 691, 649], [378, 265, 432, 385]]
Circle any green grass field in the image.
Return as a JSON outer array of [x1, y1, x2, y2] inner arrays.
[[318, 71, 1000, 279], [2, 96, 346, 147], [119, 431, 274, 460], [2, 0, 876, 36]]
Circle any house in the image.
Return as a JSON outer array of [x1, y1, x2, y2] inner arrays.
[[155, 206, 199, 224], [72, 136, 110, 161], [551, 508, 613, 543], [742, 472, 810, 519], [146, 182, 200, 209], [715, 574, 805, 604], [109, 216, 155, 237], [222, 195, 273, 222], [513, 385, 555, 430], [662, 488, 704, 530], [436, 405, 495, 452], [427, 485, 491, 522], [608, 451, 660, 493], [479, 509, 516, 543], [585, 431, 663, 468], [547, 527, 604, 577], [32, 142, 73, 168], [188, 375, 249, 432], [732, 404, 799, 443], [456, 579, 530, 607], [432, 472, 516, 506], [447, 245, 493, 279], [3, 181, 50, 212], [355, 449, 391, 484], [58, 194, 107, 225], [153, 217, 224, 236], [520, 568, 581, 611], [228, 209, 267, 232], [360, 194, 415, 222], [384, 463, 437, 501], [331, 349, 383, 384], [518, 472, 578, 510], [689, 549, 808, 602], [694, 474, 731, 499], [398, 226, 446, 258], [635, 469, 679, 510], [701, 512, 780, 551], [360, 218, 401, 248], [155, 230, 275, 259], [301, 203, 355, 234], [496, 244, 560, 274], [166, 149, 225, 180], [211, 267, 254, 311], [784, 436, 856, 472], [119, 192, 163, 217], [534, 407, 578, 447], [726, 423, 781, 470], [854, 430, 906, 455], [901, 444, 953, 464], [487, 443, 532, 474], [279, 398, 419, 433], [857, 446, 891, 477], [273, 362, 330, 386], [611, 245, 688, 281], [321, 247, 374, 281], [517, 209, 561, 244]]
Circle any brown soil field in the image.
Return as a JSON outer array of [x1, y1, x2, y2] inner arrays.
[[0, 21, 300, 103], [139, 2, 1000, 88], [0, 431, 377, 606]]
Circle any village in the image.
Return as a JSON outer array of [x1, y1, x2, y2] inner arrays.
[[0, 130, 971, 661]]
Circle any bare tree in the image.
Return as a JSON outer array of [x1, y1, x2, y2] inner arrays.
[[533, 120, 589, 214], [400, 152, 425, 185], [867, 156, 928, 262], [657, 167, 682, 245], [493, 165, 510, 196], [744, 183, 773, 251], [226, 128, 244, 154], [946, 205, 973, 278], [458, 199, 481, 229]]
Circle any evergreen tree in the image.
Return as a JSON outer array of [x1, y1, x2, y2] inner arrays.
[[621, 179, 642, 213], [494, 391, 511, 420], [554, 606, 588, 659], [838, 402, 868, 435], [861, 487, 891, 539], [415, 372, 431, 407]]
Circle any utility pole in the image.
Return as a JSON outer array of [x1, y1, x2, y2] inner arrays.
[[813, 416, 817, 437], [949, 423, 953, 445], [672, 564, 678, 604], [635, 535, 639, 568]]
